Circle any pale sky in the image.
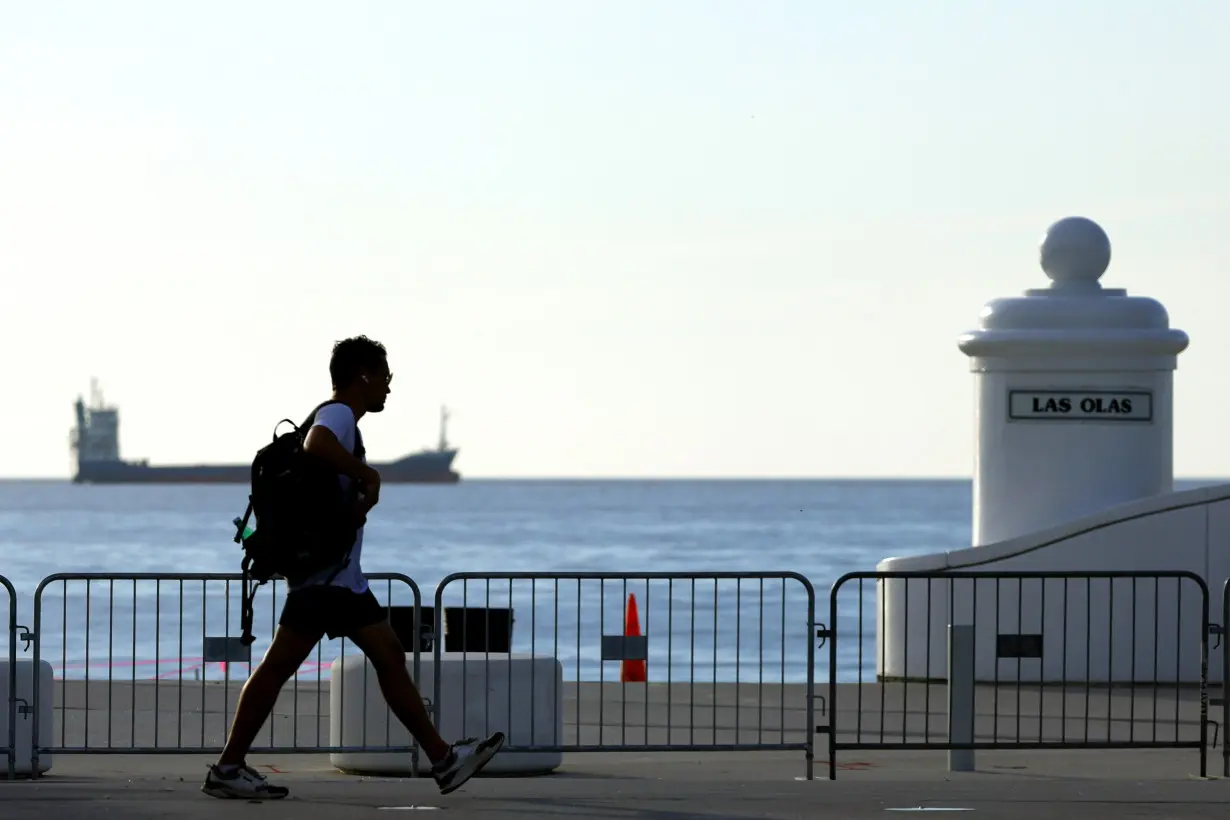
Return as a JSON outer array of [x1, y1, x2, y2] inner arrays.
[[3, 0, 1228, 479]]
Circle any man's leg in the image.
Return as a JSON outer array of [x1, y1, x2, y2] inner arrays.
[[349, 616, 504, 794], [219, 623, 322, 764], [348, 617, 450, 763], [201, 622, 322, 799]]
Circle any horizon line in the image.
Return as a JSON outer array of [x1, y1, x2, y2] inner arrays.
[[1, 475, 1228, 484]]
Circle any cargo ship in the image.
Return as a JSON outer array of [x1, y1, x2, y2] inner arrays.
[[70, 380, 461, 484]]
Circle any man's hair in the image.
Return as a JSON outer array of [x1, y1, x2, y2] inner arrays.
[[329, 335, 387, 389]]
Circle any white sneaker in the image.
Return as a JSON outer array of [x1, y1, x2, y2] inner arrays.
[[431, 732, 505, 794], [201, 762, 290, 800]]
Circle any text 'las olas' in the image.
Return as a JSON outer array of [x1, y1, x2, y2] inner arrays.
[[1008, 390, 1153, 422]]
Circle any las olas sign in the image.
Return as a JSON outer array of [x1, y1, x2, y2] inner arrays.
[[1008, 390, 1153, 422]]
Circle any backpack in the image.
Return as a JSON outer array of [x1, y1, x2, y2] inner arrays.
[[233, 400, 367, 645]]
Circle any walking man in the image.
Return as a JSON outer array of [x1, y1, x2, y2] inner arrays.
[[202, 335, 503, 799]]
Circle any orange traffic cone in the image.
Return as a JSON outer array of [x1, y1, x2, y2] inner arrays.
[[621, 593, 647, 682]]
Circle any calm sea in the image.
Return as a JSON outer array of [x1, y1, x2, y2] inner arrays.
[[0, 479, 1219, 684]]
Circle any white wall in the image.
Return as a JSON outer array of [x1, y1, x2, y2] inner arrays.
[[874, 483, 1230, 683]]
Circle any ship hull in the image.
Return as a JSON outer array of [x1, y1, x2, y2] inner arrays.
[[70, 382, 461, 485], [74, 450, 461, 485]]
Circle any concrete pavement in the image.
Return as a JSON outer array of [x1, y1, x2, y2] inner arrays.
[[2, 676, 1225, 817], [3, 747, 1230, 819]]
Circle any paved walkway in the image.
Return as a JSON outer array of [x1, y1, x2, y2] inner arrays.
[[6, 675, 1225, 816], [3, 748, 1229, 819]]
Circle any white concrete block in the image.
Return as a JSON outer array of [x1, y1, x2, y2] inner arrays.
[[329, 651, 563, 776], [0, 659, 54, 776]]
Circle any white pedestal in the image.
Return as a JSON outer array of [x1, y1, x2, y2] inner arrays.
[[877, 216, 1197, 684], [329, 652, 563, 776], [0, 660, 54, 776], [957, 216, 1188, 545]]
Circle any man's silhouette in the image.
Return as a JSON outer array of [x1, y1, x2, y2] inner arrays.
[[202, 336, 502, 799]]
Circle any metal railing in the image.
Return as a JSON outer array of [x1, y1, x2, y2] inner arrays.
[[4, 566, 1226, 783], [1216, 578, 1230, 776], [431, 571, 819, 780], [2, 574, 19, 780], [826, 570, 1212, 780], [27, 572, 423, 776]]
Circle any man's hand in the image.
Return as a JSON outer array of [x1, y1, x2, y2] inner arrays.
[[348, 498, 372, 527], [358, 465, 381, 509]]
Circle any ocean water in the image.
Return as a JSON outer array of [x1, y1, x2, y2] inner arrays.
[[0, 479, 1217, 685]]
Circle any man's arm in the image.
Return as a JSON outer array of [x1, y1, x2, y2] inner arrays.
[[305, 423, 382, 515], [302, 404, 381, 490], [303, 424, 374, 482]]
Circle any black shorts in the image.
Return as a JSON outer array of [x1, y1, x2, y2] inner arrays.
[[278, 585, 386, 640]]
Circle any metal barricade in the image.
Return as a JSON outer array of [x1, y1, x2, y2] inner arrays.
[[827, 570, 1211, 780], [1, 574, 21, 780], [28, 572, 422, 775], [432, 571, 818, 779], [1218, 578, 1230, 776]]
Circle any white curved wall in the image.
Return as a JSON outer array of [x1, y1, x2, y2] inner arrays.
[[876, 482, 1230, 683]]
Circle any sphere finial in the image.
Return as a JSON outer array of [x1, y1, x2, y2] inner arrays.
[[1039, 216, 1111, 285]]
